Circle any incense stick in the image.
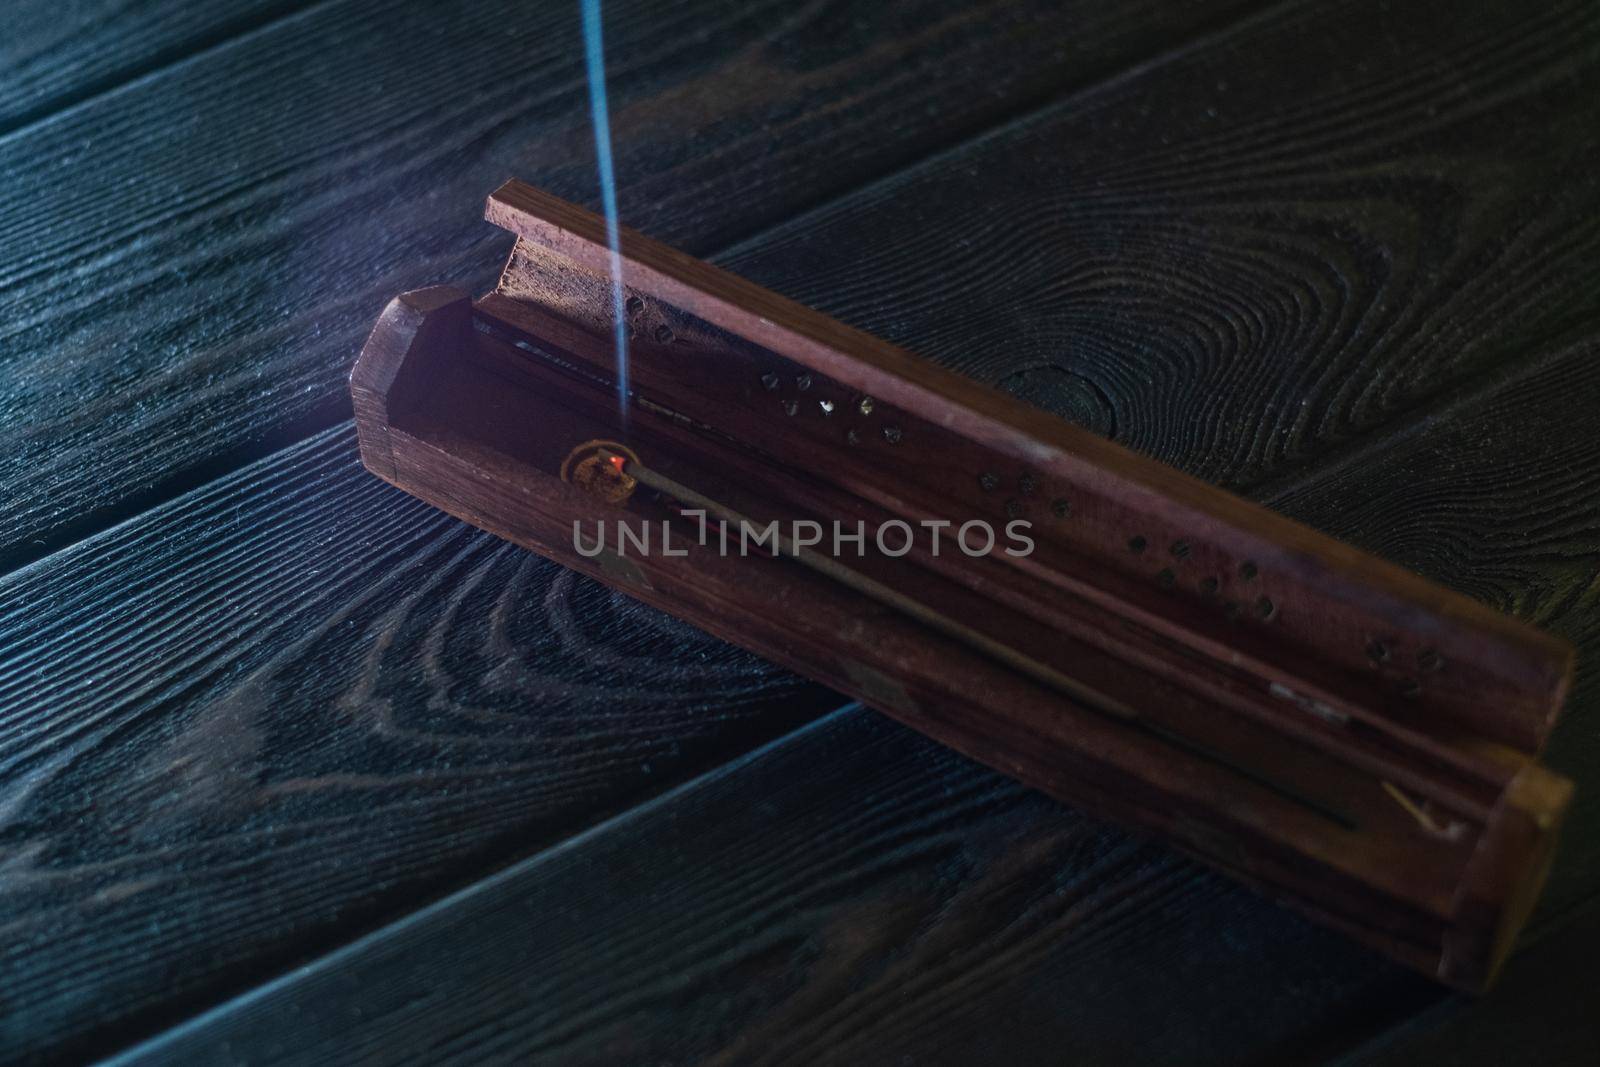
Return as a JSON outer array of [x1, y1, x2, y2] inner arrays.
[[605, 449, 1358, 832]]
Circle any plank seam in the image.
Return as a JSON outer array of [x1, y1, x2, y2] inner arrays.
[[94, 701, 866, 1066], [0, 0, 338, 144], [1254, 332, 1600, 508], [0, 400, 355, 576], [706, 0, 1298, 266]]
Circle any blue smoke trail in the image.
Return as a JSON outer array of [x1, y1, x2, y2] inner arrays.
[[580, 0, 629, 429]]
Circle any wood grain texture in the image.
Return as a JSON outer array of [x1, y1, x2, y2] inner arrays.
[[0, 0, 312, 133], [103, 336, 1600, 1065], [110, 708, 1443, 1067], [718, 0, 1600, 493], [0, 425, 834, 1063], [6, 264, 1596, 1067], [2, 0, 1596, 1058], [0, 0, 1261, 569]]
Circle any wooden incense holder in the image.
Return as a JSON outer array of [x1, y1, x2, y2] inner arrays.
[[352, 180, 1574, 992]]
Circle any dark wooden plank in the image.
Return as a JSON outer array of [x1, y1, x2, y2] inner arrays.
[[0, 0, 1261, 569], [108, 707, 1442, 1067], [107, 335, 1600, 1065], [100, 321, 1600, 1062], [1342, 899, 1600, 1065], [0, 0, 309, 133], [7, 280, 1594, 1067], [0, 424, 835, 1063], [720, 0, 1600, 494]]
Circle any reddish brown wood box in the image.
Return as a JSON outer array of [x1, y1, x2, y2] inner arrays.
[[351, 180, 1574, 992]]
